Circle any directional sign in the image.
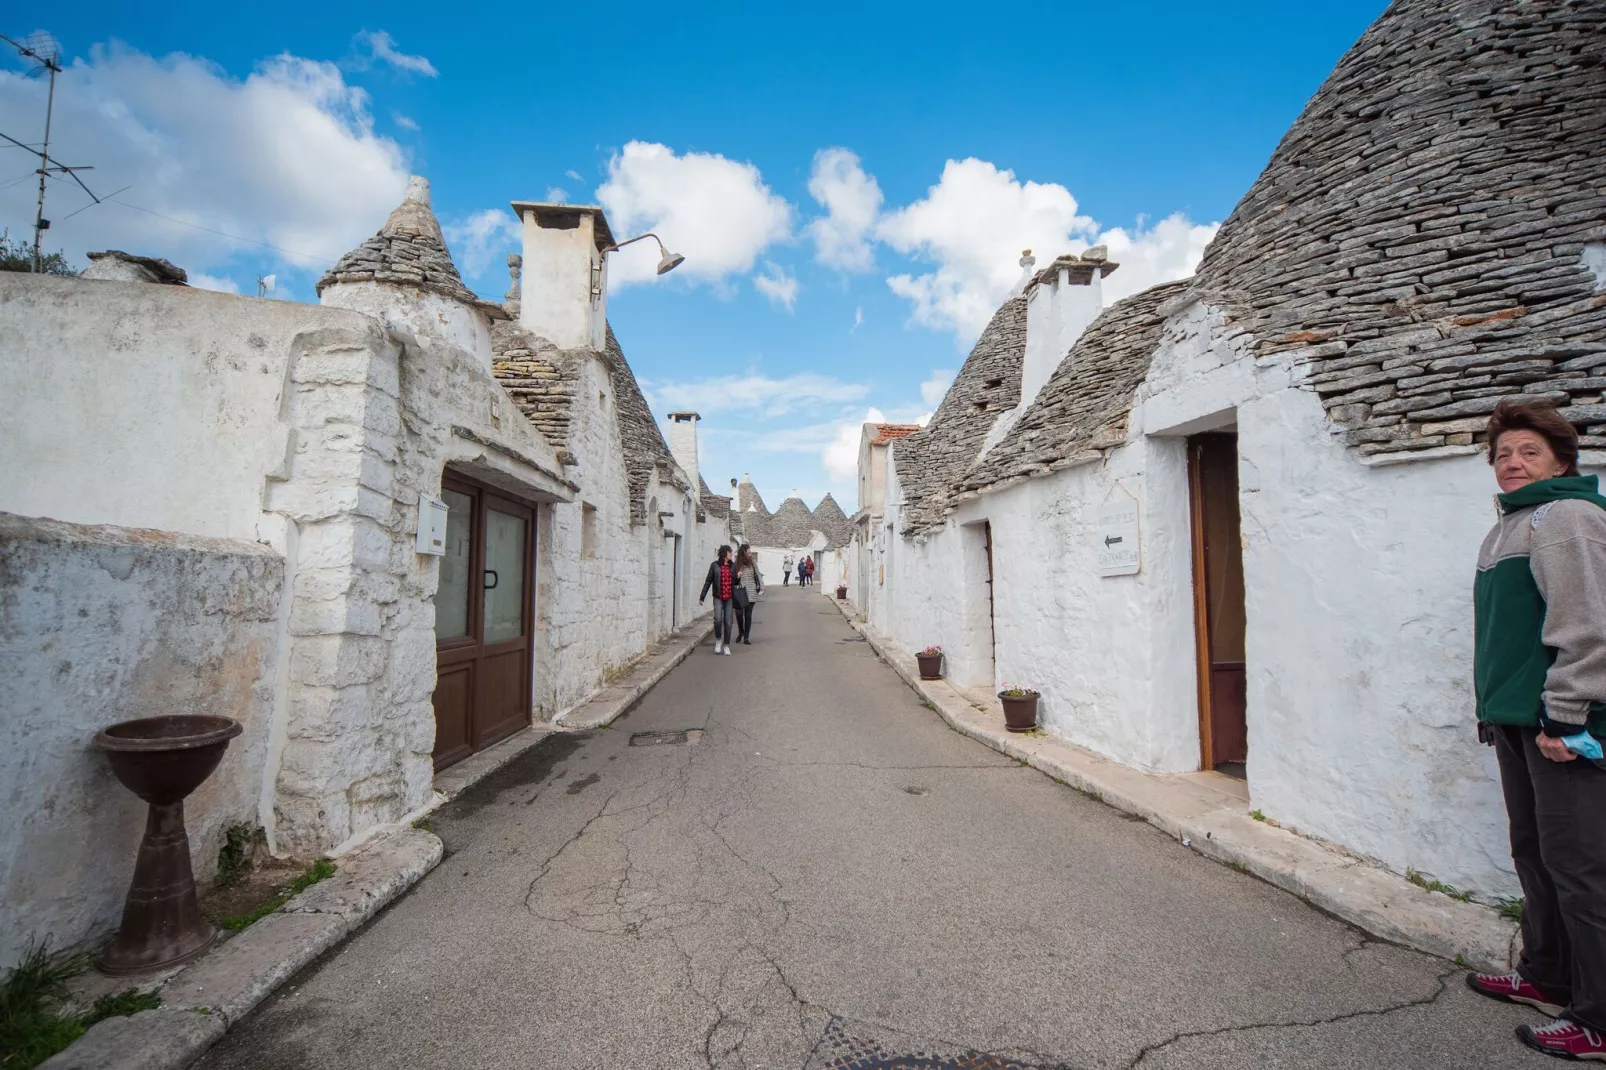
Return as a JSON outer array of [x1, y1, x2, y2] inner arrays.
[[1095, 496, 1140, 576]]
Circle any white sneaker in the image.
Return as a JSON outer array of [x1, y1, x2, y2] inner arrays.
[[714, 641, 724, 654], [723, 646, 733, 655]]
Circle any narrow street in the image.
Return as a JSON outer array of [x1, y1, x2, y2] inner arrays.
[[198, 588, 1536, 1069]]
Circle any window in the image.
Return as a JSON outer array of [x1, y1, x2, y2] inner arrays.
[[581, 503, 599, 558]]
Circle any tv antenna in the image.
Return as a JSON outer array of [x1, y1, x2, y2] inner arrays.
[[0, 31, 100, 272]]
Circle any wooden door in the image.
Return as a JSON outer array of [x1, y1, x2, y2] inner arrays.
[[1188, 433, 1248, 773], [433, 474, 535, 771], [982, 521, 998, 667]]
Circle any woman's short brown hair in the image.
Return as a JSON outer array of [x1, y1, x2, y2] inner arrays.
[[1486, 398, 1580, 476]]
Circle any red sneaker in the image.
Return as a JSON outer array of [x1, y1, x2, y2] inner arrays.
[[1467, 971, 1565, 1017], [1518, 1019, 1606, 1061]]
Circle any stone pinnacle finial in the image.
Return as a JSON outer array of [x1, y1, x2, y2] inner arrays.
[[1020, 249, 1035, 270], [405, 175, 430, 206]]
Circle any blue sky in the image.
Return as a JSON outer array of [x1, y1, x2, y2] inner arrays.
[[2, 1, 1386, 510]]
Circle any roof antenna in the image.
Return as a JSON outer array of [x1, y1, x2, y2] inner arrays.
[[0, 32, 102, 272]]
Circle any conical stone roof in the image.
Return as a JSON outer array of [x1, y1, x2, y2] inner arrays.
[[318, 176, 483, 308], [812, 493, 853, 547], [770, 496, 818, 548]]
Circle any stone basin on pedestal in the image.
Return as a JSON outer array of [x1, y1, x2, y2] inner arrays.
[[94, 714, 242, 974]]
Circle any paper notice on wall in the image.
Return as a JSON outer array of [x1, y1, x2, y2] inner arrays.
[[1095, 495, 1140, 577]]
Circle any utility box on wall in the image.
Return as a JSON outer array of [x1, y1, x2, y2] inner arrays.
[[417, 493, 448, 555]]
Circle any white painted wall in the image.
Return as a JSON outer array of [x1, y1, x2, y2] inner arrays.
[[322, 281, 493, 371], [517, 207, 607, 350], [1020, 267, 1105, 413], [0, 515, 282, 968]]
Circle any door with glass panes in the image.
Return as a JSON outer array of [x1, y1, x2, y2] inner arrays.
[[433, 473, 535, 770]]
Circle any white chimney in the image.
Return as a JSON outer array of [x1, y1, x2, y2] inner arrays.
[[667, 411, 701, 483], [1019, 249, 1116, 413], [509, 200, 614, 350]]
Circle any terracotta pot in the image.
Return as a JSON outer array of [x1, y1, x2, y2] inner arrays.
[[916, 653, 943, 680], [95, 714, 242, 974], [999, 692, 1039, 732]]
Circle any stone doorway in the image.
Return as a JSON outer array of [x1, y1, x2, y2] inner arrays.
[[432, 471, 536, 770]]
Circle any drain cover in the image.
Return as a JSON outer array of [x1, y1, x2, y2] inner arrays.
[[840, 636, 867, 643], [628, 729, 703, 746], [809, 1016, 1049, 1069]]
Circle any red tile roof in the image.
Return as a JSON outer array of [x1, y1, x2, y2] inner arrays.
[[870, 423, 921, 446]]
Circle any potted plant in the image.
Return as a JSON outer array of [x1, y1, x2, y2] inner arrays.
[[998, 686, 1040, 732], [836, 583, 848, 600], [915, 645, 943, 680]]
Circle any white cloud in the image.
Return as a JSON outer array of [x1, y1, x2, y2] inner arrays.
[[188, 272, 240, 293], [0, 43, 410, 277], [852, 306, 863, 332], [353, 31, 437, 78], [642, 372, 868, 419], [920, 368, 956, 408], [823, 407, 885, 481], [806, 147, 882, 272], [545, 186, 569, 203], [1095, 213, 1220, 303], [392, 112, 419, 131], [878, 157, 1096, 341], [565, 169, 583, 182], [442, 208, 520, 280], [753, 262, 798, 311], [595, 141, 791, 287]]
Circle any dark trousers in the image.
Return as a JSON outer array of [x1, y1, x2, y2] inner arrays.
[[735, 601, 754, 641], [784, 571, 791, 586], [1495, 725, 1606, 1029], [711, 599, 733, 642]]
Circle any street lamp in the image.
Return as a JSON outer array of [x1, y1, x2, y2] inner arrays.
[[602, 232, 685, 275]]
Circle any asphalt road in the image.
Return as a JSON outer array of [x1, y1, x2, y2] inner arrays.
[[198, 587, 1545, 1069]]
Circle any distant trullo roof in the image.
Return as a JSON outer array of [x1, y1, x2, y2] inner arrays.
[[812, 493, 853, 546], [317, 176, 492, 312], [769, 496, 818, 548]]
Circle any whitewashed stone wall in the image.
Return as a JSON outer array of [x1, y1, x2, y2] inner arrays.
[[0, 514, 281, 968]]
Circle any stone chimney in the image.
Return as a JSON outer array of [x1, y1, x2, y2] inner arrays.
[[508, 199, 615, 350], [1019, 248, 1118, 413], [667, 411, 701, 483]]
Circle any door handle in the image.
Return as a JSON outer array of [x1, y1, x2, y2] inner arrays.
[[484, 569, 499, 590]]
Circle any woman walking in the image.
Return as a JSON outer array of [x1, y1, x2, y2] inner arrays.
[[733, 544, 763, 645], [1465, 399, 1606, 1061], [698, 545, 738, 655], [783, 553, 794, 587]]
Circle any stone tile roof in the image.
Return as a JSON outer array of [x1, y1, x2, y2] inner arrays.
[[602, 323, 682, 524], [84, 250, 188, 284], [770, 497, 819, 548], [957, 280, 1189, 495], [491, 323, 578, 461], [736, 476, 770, 516], [869, 423, 921, 446], [812, 493, 854, 547], [317, 177, 491, 312], [731, 507, 773, 548], [895, 297, 1028, 536], [1181, 0, 1606, 458], [490, 318, 678, 525], [699, 477, 732, 519]]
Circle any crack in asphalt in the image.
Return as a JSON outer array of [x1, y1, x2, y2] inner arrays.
[[1123, 966, 1462, 1068]]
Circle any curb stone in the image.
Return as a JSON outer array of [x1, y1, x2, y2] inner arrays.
[[40, 825, 443, 1070], [825, 592, 1519, 972]]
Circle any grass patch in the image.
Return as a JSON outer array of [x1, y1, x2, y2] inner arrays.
[[220, 859, 336, 933], [0, 941, 162, 1069], [1250, 809, 1266, 822], [1498, 897, 1525, 923], [411, 817, 435, 833], [1406, 867, 1475, 903], [1226, 860, 1248, 873]]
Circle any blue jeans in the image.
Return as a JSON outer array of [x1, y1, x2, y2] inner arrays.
[[712, 599, 734, 642]]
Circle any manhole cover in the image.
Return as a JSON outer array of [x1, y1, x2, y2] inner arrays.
[[840, 636, 867, 643], [809, 1016, 1050, 1069], [628, 729, 703, 746]]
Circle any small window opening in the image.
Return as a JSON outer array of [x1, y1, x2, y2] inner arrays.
[[984, 378, 1003, 389], [581, 503, 599, 558]]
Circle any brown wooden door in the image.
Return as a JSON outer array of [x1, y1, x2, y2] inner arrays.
[[1188, 433, 1248, 773], [433, 474, 535, 771], [983, 521, 997, 667]]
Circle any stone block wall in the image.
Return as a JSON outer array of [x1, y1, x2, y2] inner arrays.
[[0, 514, 282, 969]]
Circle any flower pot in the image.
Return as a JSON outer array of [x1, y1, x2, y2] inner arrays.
[[836, 585, 848, 600], [916, 653, 943, 680], [94, 714, 242, 973], [999, 693, 1039, 732]]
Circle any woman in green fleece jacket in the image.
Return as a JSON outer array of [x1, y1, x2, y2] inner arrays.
[[1465, 399, 1606, 1061]]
